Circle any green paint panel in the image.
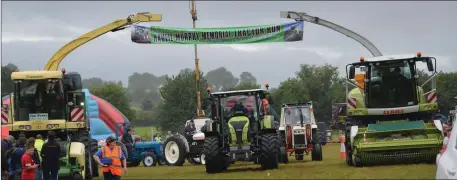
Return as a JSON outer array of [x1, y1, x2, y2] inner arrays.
[[367, 121, 426, 132]]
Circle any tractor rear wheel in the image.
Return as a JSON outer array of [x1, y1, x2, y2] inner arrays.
[[72, 172, 83, 180], [163, 136, 186, 166], [259, 134, 279, 170], [203, 136, 225, 173]]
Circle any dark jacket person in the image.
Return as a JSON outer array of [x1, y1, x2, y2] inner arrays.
[[40, 131, 60, 180]]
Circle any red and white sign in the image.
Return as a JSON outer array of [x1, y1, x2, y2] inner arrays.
[[71, 107, 84, 121], [347, 97, 357, 109], [427, 90, 437, 103], [1, 108, 8, 124]]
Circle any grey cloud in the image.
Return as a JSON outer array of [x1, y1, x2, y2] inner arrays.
[[2, 1, 456, 87]]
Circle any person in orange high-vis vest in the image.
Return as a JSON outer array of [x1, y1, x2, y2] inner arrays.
[[93, 136, 127, 180], [262, 99, 269, 115]]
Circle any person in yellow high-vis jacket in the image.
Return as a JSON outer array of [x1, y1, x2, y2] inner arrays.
[[34, 134, 44, 153], [93, 136, 127, 180]]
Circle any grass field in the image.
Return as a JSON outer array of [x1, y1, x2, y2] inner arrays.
[[99, 143, 437, 179]]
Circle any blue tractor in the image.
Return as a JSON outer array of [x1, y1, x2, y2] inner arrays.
[[114, 122, 166, 167]]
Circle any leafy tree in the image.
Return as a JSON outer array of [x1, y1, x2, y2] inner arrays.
[[91, 82, 136, 121], [229, 83, 261, 91], [204, 67, 239, 91], [436, 72, 457, 114], [1, 64, 15, 96], [127, 72, 165, 104], [239, 71, 257, 85], [82, 77, 104, 89], [156, 69, 208, 131], [271, 64, 345, 124], [141, 99, 154, 111]]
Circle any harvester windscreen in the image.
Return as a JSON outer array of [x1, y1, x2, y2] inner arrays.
[[284, 106, 310, 125], [368, 61, 416, 108], [15, 80, 64, 121]]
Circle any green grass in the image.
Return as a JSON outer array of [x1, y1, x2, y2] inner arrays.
[[134, 126, 160, 140], [99, 143, 436, 179]]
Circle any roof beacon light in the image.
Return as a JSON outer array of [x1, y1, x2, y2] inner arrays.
[[206, 88, 211, 93], [360, 56, 365, 62], [265, 83, 270, 89], [61, 68, 66, 73], [417, 52, 422, 57]]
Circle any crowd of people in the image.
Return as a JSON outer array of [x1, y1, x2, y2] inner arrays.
[[1, 131, 61, 180]]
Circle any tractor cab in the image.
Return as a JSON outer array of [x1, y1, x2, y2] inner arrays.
[[346, 52, 438, 123]]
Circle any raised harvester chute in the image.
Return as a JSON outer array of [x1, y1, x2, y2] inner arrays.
[[344, 52, 444, 167]]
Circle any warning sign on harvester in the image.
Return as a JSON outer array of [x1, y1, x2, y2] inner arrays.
[[29, 113, 48, 121], [131, 21, 304, 44]]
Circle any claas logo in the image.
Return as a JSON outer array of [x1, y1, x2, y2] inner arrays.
[[383, 109, 404, 115]]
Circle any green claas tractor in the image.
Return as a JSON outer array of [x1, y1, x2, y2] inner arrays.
[[344, 53, 445, 167], [201, 88, 280, 173]]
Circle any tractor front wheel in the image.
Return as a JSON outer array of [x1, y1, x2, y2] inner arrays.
[[259, 134, 279, 170], [143, 152, 158, 167], [311, 143, 323, 161], [203, 136, 225, 173]]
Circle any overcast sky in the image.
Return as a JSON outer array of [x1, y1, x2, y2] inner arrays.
[[1, 1, 456, 87]]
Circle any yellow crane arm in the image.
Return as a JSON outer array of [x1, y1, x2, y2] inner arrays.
[[44, 12, 162, 71]]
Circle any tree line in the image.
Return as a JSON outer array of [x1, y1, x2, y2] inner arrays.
[[1, 63, 457, 132]]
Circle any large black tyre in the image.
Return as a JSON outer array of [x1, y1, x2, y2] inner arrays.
[[74, 131, 99, 179], [277, 134, 288, 164], [203, 136, 225, 173], [311, 143, 323, 161], [72, 172, 83, 180], [259, 134, 279, 170], [163, 136, 186, 166], [344, 125, 354, 166]]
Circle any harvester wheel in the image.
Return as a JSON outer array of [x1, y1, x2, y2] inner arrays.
[[163, 136, 186, 166], [259, 134, 279, 170], [354, 157, 362, 167], [143, 152, 158, 167], [311, 143, 323, 161], [72, 172, 83, 180], [344, 125, 354, 166], [203, 136, 225, 173], [74, 131, 99, 178]]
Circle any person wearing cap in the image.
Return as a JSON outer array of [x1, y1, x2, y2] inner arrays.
[[93, 136, 127, 180], [40, 131, 60, 180]]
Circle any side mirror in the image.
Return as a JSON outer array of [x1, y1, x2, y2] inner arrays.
[[348, 66, 355, 79], [426, 59, 434, 72]]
